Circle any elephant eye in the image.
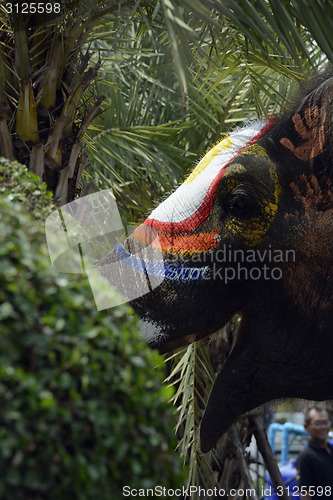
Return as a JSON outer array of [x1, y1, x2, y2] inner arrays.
[[225, 190, 257, 219], [230, 197, 247, 212]]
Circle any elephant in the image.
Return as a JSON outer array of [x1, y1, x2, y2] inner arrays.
[[98, 69, 333, 453]]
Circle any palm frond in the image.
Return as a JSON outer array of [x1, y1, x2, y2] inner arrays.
[[165, 341, 221, 490]]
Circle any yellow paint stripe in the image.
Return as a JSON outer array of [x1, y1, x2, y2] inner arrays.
[[184, 136, 232, 185]]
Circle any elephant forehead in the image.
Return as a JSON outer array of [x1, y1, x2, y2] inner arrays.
[[145, 120, 274, 233]]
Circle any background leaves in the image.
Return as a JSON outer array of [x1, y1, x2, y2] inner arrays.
[[87, 0, 332, 224], [0, 158, 186, 499]]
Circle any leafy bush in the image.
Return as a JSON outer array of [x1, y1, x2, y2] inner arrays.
[[0, 159, 185, 499], [0, 158, 54, 219]]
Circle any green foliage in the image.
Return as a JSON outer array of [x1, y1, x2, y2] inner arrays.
[[87, 11, 196, 221], [87, 0, 332, 223], [166, 342, 219, 490], [0, 162, 185, 499], [0, 158, 54, 219]]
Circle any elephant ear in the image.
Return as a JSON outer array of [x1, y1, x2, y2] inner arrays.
[[269, 73, 333, 176]]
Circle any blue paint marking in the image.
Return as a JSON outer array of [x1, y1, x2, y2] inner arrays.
[[113, 244, 209, 284]]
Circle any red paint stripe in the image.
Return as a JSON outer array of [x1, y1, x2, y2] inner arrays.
[[133, 224, 219, 254], [157, 230, 219, 254], [145, 120, 276, 233]]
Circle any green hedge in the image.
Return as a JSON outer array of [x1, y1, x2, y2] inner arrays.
[[0, 158, 54, 219], [0, 159, 185, 499]]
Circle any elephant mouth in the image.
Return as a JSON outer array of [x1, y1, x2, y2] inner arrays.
[[157, 333, 199, 353], [230, 312, 244, 350], [140, 317, 209, 353], [142, 312, 243, 354]]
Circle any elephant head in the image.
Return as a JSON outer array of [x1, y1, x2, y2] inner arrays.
[[98, 70, 333, 452]]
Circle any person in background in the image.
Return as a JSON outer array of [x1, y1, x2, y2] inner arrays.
[[296, 407, 333, 499]]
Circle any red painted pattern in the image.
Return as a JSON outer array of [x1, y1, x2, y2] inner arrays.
[[157, 229, 220, 254], [145, 120, 276, 234], [133, 224, 220, 254]]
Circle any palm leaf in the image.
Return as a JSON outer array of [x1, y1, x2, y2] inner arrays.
[[165, 341, 221, 490]]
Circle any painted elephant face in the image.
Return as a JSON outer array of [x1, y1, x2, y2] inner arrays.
[[99, 71, 333, 452], [128, 120, 281, 350]]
